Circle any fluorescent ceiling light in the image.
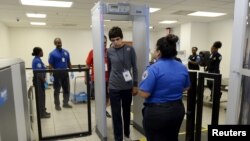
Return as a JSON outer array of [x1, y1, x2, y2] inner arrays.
[[21, 0, 73, 8], [159, 20, 177, 24], [149, 26, 153, 29], [188, 11, 226, 17], [150, 8, 160, 13], [30, 22, 46, 26], [26, 13, 46, 18], [104, 19, 111, 21]]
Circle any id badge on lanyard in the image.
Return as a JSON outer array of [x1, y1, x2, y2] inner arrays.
[[123, 69, 132, 82], [62, 57, 65, 62]]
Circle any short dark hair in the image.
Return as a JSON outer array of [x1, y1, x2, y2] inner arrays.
[[156, 34, 179, 59], [192, 47, 198, 51], [32, 47, 42, 56], [213, 41, 222, 49], [108, 26, 123, 40], [54, 37, 61, 44]]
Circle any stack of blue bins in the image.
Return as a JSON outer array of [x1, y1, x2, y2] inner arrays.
[[71, 92, 87, 103]]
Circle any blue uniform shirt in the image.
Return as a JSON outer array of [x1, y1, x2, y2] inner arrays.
[[32, 56, 46, 79], [139, 58, 190, 103], [48, 48, 70, 69], [32, 56, 46, 70]]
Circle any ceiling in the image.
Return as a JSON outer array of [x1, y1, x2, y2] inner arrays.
[[0, 0, 235, 31]]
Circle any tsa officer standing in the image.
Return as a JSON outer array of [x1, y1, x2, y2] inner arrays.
[[206, 41, 222, 101], [138, 34, 190, 141], [188, 47, 200, 70], [32, 47, 50, 118], [49, 38, 73, 111]]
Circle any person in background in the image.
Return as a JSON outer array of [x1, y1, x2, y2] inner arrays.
[[138, 34, 190, 141], [206, 41, 222, 101], [107, 26, 138, 141], [188, 47, 200, 70], [86, 35, 111, 118], [32, 47, 50, 118], [48, 37, 73, 111]]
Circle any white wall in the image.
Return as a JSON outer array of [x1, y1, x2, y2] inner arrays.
[[0, 22, 10, 57], [180, 23, 192, 52], [208, 19, 233, 78], [190, 22, 209, 53], [9, 27, 147, 68]]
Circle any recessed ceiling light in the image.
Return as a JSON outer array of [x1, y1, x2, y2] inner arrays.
[[30, 22, 46, 26], [21, 0, 73, 8], [150, 8, 160, 13], [159, 20, 177, 24], [149, 26, 153, 29], [26, 13, 46, 18], [188, 11, 226, 17]]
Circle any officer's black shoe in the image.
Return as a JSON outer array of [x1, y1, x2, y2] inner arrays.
[[55, 105, 61, 111], [45, 112, 51, 115], [41, 114, 50, 119], [63, 104, 73, 108]]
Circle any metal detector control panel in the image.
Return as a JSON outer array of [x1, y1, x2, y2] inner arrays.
[[106, 3, 130, 15]]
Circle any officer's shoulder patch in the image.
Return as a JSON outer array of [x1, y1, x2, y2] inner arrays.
[[37, 63, 42, 68], [142, 70, 148, 80]]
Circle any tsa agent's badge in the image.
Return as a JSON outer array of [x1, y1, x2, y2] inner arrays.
[[37, 63, 42, 68], [126, 47, 131, 51], [142, 70, 148, 80]]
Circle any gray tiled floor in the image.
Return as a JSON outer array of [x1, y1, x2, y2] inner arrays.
[[30, 86, 227, 141]]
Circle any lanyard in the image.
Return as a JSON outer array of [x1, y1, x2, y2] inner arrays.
[[115, 46, 126, 69]]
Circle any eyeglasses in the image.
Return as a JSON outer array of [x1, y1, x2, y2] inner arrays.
[[110, 37, 121, 42]]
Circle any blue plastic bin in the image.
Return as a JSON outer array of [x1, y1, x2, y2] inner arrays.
[[71, 92, 87, 103]]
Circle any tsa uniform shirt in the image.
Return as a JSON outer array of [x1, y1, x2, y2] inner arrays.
[[32, 56, 46, 78], [32, 56, 46, 70], [139, 59, 190, 103], [207, 52, 222, 73], [49, 48, 70, 69]]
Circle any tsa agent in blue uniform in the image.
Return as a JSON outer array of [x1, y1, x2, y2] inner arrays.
[[32, 47, 50, 118], [48, 38, 73, 111], [138, 34, 190, 141], [206, 41, 222, 101]]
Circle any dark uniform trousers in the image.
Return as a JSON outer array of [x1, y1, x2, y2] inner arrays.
[[33, 75, 46, 115], [109, 89, 132, 141], [142, 100, 185, 141], [53, 71, 70, 106]]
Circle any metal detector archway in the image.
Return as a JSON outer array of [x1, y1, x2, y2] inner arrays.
[[91, 1, 149, 140]]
